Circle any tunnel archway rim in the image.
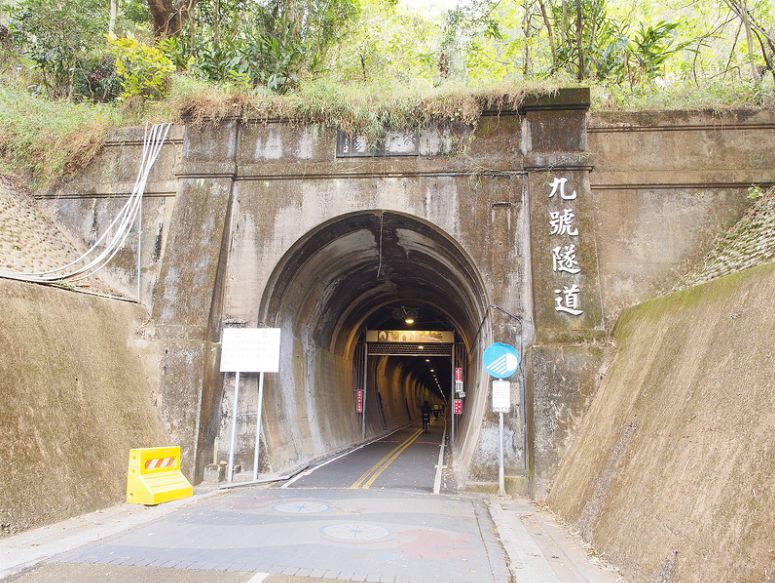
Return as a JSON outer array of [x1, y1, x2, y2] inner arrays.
[[257, 209, 492, 354]]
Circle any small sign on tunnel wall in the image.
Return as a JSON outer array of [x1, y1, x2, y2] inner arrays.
[[356, 389, 364, 413], [454, 399, 463, 415], [220, 328, 281, 373], [492, 380, 511, 413]]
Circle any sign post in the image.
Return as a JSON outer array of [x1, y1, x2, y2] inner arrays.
[[482, 342, 520, 497], [220, 327, 281, 483], [228, 371, 241, 482]]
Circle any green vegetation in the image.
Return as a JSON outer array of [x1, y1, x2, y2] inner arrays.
[[109, 36, 175, 100], [0, 0, 773, 187], [0, 87, 128, 187]]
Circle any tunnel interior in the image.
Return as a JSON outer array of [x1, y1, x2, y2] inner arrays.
[[253, 210, 489, 472]]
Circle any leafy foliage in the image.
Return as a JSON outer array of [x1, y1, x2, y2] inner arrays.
[[0, 0, 773, 190], [6, 0, 107, 99], [109, 35, 175, 99], [161, 0, 360, 92]]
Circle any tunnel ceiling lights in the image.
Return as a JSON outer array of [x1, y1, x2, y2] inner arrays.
[[392, 306, 418, 326]]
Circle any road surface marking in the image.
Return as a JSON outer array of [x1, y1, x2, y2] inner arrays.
[[247, 573, 270, 583], [349, 428, 423, 490], [433, 421, 447, 495], [361, 428, 425, 489], [282, 427, 405, 488]]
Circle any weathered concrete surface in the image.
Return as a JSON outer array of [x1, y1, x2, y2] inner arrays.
[[198, 114, 539, 486], [588, 110, 775, 325], [30, 104, 775, 498], [525, 342, 610, 500], [0, 281, 167, 537], [44, 125, 182, 301], [548, 263, 775, 582]]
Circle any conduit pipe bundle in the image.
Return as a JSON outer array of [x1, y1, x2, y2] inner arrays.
[[0, 123, 171, 285]]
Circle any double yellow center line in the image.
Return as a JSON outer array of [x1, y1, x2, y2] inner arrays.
[[349, 428, 423, 490]]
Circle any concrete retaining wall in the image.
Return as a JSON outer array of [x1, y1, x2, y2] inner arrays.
[[587, 109, 774, 325], [0, 281, 167, 536], [547, 263, 775, 582], [41, 105, 775, 495]]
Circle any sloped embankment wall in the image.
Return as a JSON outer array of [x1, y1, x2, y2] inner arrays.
[[548, 263, 775, 582], [0, 281, 167, 536]]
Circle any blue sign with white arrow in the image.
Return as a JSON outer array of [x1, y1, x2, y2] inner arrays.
[[483, 343, 520, 379]]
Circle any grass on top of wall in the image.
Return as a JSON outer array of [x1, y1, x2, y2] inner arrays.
[[1, 73, 772, 191], [1, 75, 566, 190], [0, 87, 130, 190]]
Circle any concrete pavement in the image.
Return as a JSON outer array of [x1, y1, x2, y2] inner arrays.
[[1, 424, 623, 582]]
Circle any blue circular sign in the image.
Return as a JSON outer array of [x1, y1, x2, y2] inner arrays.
[[482, 343, 520, 379]]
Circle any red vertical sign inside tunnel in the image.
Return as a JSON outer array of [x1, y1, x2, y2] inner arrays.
[[454, 399, 462, 415], [455, 368, 463, 382], [356, 389, 363, 413]]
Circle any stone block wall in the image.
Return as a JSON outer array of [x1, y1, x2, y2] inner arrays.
[[677, 187, 775, 288]]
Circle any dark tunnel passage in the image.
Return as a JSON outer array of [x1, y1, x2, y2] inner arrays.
[[253, 210, 490, 473]]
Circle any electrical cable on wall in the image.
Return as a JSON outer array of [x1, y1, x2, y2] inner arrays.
[[0, 123, 171, 286]]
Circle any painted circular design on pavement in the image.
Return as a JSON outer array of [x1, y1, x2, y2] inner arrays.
[[320, 523, 391, 543], [273, 501, 330, 514]]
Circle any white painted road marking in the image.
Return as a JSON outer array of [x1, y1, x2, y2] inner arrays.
[[433, 422, 447, 495], [247, 573, 270, 583], [281, 426, 406, 488]]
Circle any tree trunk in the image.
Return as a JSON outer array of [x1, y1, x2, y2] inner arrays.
[[537, 0, 557, 70], [148, 0, 198, 38], [109, 0, 119, 36], [522, 0, 533, 76], [739, 0, 758, 81], [576, 0, 584, 80]]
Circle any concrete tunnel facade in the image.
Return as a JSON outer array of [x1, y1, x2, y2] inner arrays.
[[149, 88, 602, 492]]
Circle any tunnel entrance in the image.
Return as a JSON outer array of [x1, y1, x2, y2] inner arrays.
[[255, 210, 489, 476], [360, 327, 467, 443]]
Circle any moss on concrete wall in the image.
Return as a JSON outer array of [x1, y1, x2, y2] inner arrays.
[[548, 263, 775, 582], [0, 281, 167, 537]]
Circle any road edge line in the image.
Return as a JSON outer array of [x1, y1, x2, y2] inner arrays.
[[433, 422, 447, 495], [281, 426, 406, 489]]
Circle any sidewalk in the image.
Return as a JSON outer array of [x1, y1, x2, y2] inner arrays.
[[1, 487, 623, 583], [488, 499, 622, 582]]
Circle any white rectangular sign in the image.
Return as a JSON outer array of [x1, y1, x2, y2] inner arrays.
[[492, 380, 511, 413], [220, 328, 281, 373]]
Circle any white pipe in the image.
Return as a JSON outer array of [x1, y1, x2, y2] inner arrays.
[[0, 123, 171, 286], [5, 124, 158, 279]]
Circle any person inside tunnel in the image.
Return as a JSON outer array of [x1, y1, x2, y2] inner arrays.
[[421, 400, 432, 433]]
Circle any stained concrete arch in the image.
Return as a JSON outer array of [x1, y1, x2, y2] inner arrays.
[[255, 210, 491, 476]]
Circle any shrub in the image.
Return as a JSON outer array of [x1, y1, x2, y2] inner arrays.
[[109, 36, 175, 101]]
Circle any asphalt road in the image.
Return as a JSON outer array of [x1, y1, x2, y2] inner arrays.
[[287, 422, 444, 492], [1, 417, 623, 583]]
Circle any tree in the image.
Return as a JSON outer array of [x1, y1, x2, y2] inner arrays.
[[148, 0, 197, 37], [9, 0, 107, 98], [161, 0, 360, 91]]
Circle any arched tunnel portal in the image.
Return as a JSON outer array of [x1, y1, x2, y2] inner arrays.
[[252, 210, 490, 477]]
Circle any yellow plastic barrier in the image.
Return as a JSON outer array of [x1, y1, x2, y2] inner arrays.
[[126, 446, 193, 505]]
